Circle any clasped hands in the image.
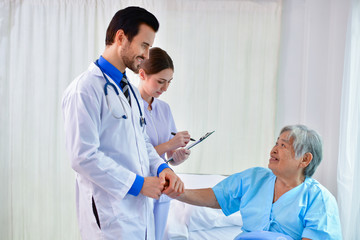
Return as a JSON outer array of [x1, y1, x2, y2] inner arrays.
[[140, 168, 184, 200]]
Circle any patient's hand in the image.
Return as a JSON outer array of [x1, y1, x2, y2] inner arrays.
[[159, 168, 184, 198]]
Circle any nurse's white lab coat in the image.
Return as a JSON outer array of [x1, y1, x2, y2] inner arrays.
[[62, 62, 165, 239]]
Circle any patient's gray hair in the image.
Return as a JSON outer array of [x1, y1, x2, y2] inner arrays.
[[280, 125, 323, 177]]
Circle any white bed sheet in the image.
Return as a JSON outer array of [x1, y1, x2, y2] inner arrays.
[[163, 173, 243, 240]]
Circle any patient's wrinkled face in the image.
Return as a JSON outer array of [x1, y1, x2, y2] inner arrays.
[[268, 131, 303, 178]]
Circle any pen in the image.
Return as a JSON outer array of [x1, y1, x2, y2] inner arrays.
[[171, 132, 196, 141]]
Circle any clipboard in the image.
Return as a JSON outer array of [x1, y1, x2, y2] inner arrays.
[[165, 131, 215, 163]]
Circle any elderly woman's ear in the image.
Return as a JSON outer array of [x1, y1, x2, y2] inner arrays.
[[301, 152, 313, 168]]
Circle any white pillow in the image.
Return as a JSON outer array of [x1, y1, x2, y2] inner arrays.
[[185, 204, 243, 231]]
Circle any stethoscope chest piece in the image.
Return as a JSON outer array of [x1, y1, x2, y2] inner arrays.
[[140, 116, 146, 127]]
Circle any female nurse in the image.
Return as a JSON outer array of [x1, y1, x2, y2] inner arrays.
[[138, 47, 192, 240]]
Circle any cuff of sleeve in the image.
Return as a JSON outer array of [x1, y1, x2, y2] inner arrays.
[[157, 163, 171, 176], [128, 175, 144, 196]]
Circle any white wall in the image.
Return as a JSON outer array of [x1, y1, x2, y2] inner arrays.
[[276, 0, 350, 196]]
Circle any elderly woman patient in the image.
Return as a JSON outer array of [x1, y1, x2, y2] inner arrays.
[[175, 125, 342, 240]]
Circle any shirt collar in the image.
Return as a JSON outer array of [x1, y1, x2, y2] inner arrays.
[[142, 97, 157, 110], [97, 56, 126, 86]]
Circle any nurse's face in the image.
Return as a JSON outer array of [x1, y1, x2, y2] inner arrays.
[[121, 24, 155, 73], [268, 131, 304, 178], [140, 68, 173, 99]]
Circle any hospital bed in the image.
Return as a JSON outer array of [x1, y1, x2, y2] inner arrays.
[[163, 174, 243, 240]]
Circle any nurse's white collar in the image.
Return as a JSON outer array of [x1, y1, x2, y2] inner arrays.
[[142, 97, 158, 111]]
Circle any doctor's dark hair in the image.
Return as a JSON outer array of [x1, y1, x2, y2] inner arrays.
[[140, 47, 174, 74], [280, 125, 323, 177], [105, 6, 159, 45]]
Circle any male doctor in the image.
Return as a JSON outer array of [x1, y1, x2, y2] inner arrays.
[[62, 7, 184, 239]]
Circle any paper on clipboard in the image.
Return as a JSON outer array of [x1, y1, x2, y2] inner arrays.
[[166, 131, 215, 163]]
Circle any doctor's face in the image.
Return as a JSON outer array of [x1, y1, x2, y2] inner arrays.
[[268, 131, 305, 179], [121, 24, 155, 73], [140, 68, 173, 99]]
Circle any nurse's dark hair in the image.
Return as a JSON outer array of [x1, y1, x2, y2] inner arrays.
[[280, 125, 323, 177], [105, 6, 159, 45], [140, 47, 174, 74]]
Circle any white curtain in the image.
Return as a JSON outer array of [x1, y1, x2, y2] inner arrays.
[[153, 0, 282, 174], [0, 0, 281, 239], [337, 0, 360, 238], [276, 0, 350, 196]]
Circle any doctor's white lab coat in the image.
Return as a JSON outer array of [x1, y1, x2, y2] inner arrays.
[[62, 62, 165, 239]]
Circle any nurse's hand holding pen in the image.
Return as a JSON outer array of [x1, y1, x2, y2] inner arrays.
[[170, 131, 191, 148]]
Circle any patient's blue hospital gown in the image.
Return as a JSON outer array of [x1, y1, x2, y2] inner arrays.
[[212, 167, 342, 240]]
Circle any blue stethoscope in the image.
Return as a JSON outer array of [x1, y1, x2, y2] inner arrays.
[[94, 60, 146, 127]]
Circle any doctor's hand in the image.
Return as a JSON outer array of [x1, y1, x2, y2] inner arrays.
[[140, 176, 165, 200], [169, 131, 191, 150], [170, 148, 191, 166], [159, 168, 184, 199]]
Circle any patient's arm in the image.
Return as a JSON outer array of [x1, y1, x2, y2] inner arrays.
[[302, 238, 311, 240], [176, 188, 221, 209]]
